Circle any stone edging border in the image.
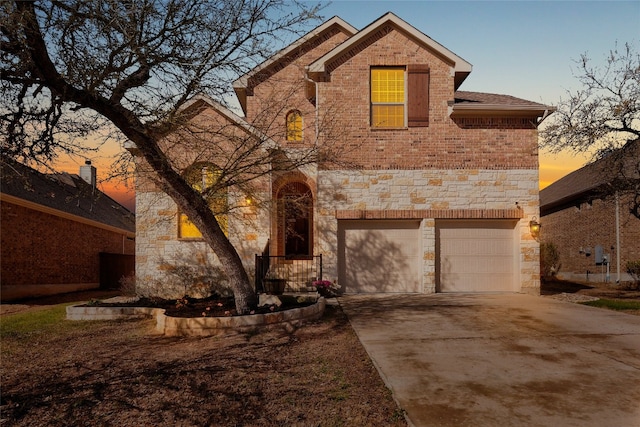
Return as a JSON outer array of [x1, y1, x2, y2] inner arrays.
[[66, 297, 326, 337]]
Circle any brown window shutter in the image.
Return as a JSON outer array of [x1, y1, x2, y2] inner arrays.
[[407, 65, 429, 127]]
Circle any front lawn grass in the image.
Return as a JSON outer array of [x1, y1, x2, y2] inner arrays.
[[0, 304, 89, 340], [580, 299, 640, 312]]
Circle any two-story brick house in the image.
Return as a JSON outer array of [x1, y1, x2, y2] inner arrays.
[[133, 13, 553, 298]]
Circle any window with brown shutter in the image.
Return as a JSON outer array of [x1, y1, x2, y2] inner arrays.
[[407, 65, 429, 127], [370, 65, 430, 129], [371, 67, 405, 128]]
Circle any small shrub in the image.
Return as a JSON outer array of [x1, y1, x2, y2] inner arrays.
[[540, 242, 561, 280], [626, 260, 640, 289]]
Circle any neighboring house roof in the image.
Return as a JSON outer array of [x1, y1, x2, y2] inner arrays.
[[452, 91, 554, 118], [233, 16, 357, 114], [307, 12, 472, 89], [540, 140, 640, 216], [1, 158, 135, 234]]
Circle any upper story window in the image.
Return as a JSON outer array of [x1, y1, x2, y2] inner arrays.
[[371, 65, 430, 129], [286, 110, 303, 141], [179, 163, 228, 239], [371, 67, 405, 128]]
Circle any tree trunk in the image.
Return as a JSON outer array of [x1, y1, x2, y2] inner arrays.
[[14, 0, 260, 313], [134, 136, 259, 314]]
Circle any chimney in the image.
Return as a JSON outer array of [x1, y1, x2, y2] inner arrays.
[[79, 160, 97, 188]]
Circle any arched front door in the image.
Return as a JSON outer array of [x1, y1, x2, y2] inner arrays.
[[278, 182, 313, 258]]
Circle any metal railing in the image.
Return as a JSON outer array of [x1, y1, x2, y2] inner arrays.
[[255, 254, 322, 293]]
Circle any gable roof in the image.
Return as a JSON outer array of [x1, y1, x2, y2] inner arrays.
[[453, 91, 555, 119], [233, 16, 357, 114], [124, 93, 280, 155], [179, 94, 280, 148], [540, 140, 640, 216], [1, 158, 135, 234], [307, 12, 472, 89]]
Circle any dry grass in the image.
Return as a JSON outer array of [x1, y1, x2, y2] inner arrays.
[[0, 302, 407, 427]]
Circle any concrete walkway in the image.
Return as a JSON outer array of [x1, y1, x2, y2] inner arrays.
[[339, 293, 640, 427]]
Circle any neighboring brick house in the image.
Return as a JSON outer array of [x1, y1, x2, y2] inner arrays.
[[540, 141, 640, 283], [133, 13, 553, 298], [1, 158, 135, 301]]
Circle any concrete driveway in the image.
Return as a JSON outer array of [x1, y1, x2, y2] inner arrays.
[[339, 293, 640, 427]]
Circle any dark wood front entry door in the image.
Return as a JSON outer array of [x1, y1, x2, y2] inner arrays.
[[284, 195, 311, 257]]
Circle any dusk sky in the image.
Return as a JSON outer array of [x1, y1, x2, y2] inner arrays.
[[53, 0, 640, 211]]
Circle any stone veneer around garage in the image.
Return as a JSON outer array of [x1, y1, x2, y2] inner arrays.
[[316, 168, 540, 294]]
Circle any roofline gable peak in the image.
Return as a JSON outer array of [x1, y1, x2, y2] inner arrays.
[[232, 16, 357, 113], [307, 12, 472, 89]]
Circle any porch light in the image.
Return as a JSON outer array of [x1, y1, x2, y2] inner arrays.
[[529, 217, 541, 239]]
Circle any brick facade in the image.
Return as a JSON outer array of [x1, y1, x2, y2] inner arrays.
[[1, 200, 135, 300], [315, 28, 538, 171], [133, 14, 549, 297], [540, 195, 640, 282]]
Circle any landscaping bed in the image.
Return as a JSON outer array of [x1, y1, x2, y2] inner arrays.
[[83, 294, 316, 318], [542, 278, 640, 315], [69, 294, 325, 337]]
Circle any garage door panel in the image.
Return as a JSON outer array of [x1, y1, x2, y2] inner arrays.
[[438, 220, 517, 292], [339, 221, 421, 293]]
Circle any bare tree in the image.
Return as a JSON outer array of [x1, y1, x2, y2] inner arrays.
[[540, 42, 640, 218], [0, 0, 324, 313]]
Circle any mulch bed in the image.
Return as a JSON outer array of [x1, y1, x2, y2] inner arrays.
[[86, 294, 316, 318]]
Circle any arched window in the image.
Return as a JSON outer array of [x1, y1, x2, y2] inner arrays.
[[286, 110, 303, 141], [179, 163, 228, 239]]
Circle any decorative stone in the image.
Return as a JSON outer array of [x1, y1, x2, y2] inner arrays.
[[259, 294, 282, 307], [66, 298, 326, 337]]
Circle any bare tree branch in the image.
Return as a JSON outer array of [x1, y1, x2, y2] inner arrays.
[[541, 42, 640, 219], [1, 0, 324, 313]]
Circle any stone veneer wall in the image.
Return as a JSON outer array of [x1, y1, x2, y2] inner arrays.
[[316, 168, 540, 294], [134, 190, 270, 299]]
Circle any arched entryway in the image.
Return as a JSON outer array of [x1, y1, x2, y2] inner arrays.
[[277, 182, 313, 258]]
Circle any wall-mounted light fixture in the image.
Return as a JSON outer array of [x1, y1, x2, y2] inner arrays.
[[529, 217, 541, 239]]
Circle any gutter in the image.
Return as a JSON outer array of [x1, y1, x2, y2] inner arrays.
[[450, 103, 556, 118]]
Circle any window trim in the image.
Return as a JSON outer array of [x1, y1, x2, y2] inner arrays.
[[178, 163, 228, 240], [370, 65, 430, 129], [370, 66, 407, 129], [286, 110, 303, 141]]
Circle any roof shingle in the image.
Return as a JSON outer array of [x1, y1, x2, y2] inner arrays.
[[1, 158, 135, 233]]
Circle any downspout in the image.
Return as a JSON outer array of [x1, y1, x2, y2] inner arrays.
[[303, 70, 320, 140], [616, 191, 621, 283], [304, 69, 319, 258]]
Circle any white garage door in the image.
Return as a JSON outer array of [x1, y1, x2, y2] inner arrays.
[[338, 220, 422, 293], [437, 220, 518, 292]]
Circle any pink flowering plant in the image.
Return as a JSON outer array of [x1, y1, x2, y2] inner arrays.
[[312, 280, 339, 297]]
